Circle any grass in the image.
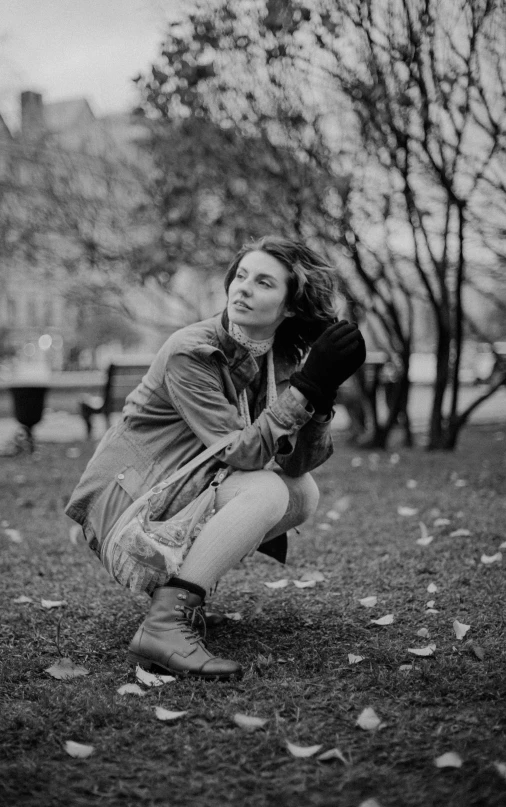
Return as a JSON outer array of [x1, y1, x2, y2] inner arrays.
[[1, 424, 506, 807]]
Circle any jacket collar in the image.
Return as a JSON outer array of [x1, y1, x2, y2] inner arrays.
[[214, 310, 294, 390]]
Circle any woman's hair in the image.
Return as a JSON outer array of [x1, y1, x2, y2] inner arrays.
[[224, 235, 340, 363]]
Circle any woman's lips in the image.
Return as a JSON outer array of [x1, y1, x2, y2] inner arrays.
[[232, 299, 252, 311]]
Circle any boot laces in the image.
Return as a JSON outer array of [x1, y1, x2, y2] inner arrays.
[[178, 604, 207, 645]]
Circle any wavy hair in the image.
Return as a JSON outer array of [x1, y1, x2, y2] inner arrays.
[[224, 235, 340, 364]]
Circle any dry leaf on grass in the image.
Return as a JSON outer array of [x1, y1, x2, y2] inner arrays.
[[356, 707, 383, 731], [293, 580, 316, 589], [64, 740, 94, 758], [481, 552, 502, 564], [4, 528, 23, 543], [45, 658, 89, 680], [358, 800, 382, 807], [417, 522, 434, 546], [434, 751, 463, 768], [426, 608, 439, 614], [325, 510, 340, 521], [233, 713, 268, 731], [399, 664, 413, 672], [450, 528, 471, 538], [371, 614, 394, 626], [417, 628, 430, 638], [406, 479, 418, 489], [453, 620, 471, 640], [13, 595, 33, 604], [117, 683, 145, 696], [299, 570, 325, 583], [469, 643, 485, 660], [351, 457, 363, 467], [427, 583, 438, 593], [359, 596, 377, 607], [398, 506, 419, 517], [434, 518, 451, 527], [348, 654, 365, 665], [494, 761, 506, 780], [286, 740, 323, 758], [499, 541, 506, 550], [41, 599, 66, 609], [426, 600, 436, 608], [408, 643, 436, 657], [135, 665, 175, 687], [224, 612, 243, 621], [155, 706, 187, 721], [318, 748, 348, 764], [317, 523, 332, 531], [389, 453, 400, 464], [264, 579, 289, 589]]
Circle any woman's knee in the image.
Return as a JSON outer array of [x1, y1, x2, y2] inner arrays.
[[220, 468, 290, 519], [284, 473, 320, 522]]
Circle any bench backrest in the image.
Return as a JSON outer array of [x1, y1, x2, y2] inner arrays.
[[103, 363, 151, 414]]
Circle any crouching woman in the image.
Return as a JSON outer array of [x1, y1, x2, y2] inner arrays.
[[65, 235, 366, 679]]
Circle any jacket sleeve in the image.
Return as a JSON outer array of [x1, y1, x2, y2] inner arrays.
[[275, 415, 334, 477], [165, 349, 313, 471]]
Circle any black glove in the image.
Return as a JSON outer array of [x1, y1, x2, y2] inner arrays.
[[290, 320, 366, 412]]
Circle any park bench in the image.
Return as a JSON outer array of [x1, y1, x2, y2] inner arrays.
[[80, 359, 152, 438]]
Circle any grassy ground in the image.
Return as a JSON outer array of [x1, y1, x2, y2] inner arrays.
[[1, 424, 505, 807]]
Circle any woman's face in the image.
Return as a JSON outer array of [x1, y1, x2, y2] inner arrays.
[[227, 250, 294, 340]]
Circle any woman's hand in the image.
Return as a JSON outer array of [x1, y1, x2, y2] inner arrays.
[[290, 321, 366, 412]]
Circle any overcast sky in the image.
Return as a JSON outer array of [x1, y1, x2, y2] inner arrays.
[[1, 0, 183, 128]]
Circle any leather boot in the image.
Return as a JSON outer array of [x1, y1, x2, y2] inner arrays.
[[128, 585, 242, 679]]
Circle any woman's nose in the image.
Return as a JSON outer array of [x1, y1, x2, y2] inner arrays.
[[237, 277, 252, 295]]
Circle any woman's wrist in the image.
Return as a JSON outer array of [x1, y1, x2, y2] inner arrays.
[[289, 385, 309, 408]]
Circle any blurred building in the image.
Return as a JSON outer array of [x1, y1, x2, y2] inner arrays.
[[0, 90, 220, 372]]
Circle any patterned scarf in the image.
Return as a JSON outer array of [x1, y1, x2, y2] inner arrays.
[[229, 321, 277, 426]]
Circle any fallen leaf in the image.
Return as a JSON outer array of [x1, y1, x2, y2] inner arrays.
[[434, 751, 463, 768], [417, 628, 430, 638], [356, 707, 383, 730], [469, 643, 485, 661], [398, 506, 419, 517], [425, 608, 439, 614], [4, 528, 23, 543], [334, 495, 351, 512], [389, 453, 400, 464], [371, 614, 394, 626], [293, 579, 316, 589], [450, 528, 471, 537], [499, 541, 506, 550], [398, 665, 413, 672], [494, 761, 506, 780], [286, 740, 323, 758], [316, 523, 332, 531], [69, 525, 82, 545], [351, 457, 363, 467], [318, 747, 348, 764], [325, 510, 341, 521], [434, 518, 451, 527], [13, 595, 33, 604], [64, 740, 94, 759], [454, 479, 467, 487], [117, 683, 145, 696], [426, 600, 436, 609], [45, 658, 89, 680], [348, 654, 365, 665], [453, 620, 471, 640], [233, 713, 268, 731], [224, 611, 243, 621], [427, 583, 438, 593], [300, 570, 325, 582], [481, 552, 502, 564], [264, 579, 289, 589], [406, 479, 418, 488], [408, 643, 436, 657], [359, 596, 377, 607], [155, 706, 187, 721], [41, 599, 67, 609], [417, 535, 434, 547], [358, 800, 382, 807], [135, 665, 175, 687]]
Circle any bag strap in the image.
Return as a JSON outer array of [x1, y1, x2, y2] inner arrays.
[[149, 430, 241, 495]]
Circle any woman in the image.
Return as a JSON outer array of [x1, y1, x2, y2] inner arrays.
[[66, 236, 366, 680]]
